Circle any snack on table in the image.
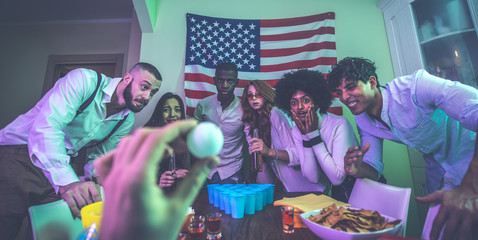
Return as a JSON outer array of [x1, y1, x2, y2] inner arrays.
[[307, 204, 401, 233]]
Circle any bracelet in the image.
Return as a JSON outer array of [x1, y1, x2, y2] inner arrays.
[[302, 135, 323, 148], [274, 149, 279, 161]]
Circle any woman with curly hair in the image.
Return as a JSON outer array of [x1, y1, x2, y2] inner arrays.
[[145, 92, 193, 192], [274, 69, 359, 199]]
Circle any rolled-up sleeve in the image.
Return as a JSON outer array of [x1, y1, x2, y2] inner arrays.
[[414, 70, 478, 132]]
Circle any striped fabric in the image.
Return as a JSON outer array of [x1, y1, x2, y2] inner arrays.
[[184, 12, 342, 116]]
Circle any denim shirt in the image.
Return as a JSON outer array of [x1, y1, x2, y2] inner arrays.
[[356, 70, 478, 190]]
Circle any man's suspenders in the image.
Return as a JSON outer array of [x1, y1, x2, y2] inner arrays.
[[71, 71, 129, 175]]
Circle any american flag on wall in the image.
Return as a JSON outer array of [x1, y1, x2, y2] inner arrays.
[[184, 12, 343, 116]]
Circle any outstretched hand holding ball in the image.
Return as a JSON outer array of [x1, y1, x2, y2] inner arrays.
[[187, 122, 224, 158]]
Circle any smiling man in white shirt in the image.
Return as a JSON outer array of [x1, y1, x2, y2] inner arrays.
[[0, 62, 162, 240], [328, 57, 478, 240]]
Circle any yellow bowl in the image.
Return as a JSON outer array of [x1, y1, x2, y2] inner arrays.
[[80, 201, 103, 233]]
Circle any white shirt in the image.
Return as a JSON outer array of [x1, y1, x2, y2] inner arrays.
[[194, 95, 245, 180], [245, 108, 358, 192], [0, 68, 134, 192], [357, 70, 478, 189]]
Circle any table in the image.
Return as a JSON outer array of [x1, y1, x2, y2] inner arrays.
[[190, 191, 321, 240]]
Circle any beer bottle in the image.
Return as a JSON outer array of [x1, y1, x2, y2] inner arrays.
[[252, 129, 263, 172]]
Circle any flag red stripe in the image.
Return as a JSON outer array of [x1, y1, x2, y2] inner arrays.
[[185, 89, 216, 99], [260, 12, 334, 28], [260, 57, 337, 72], [185, 73, 214, 85], [327, 106, 343, 116], [261, 42, 336, 58], [185, 73, 280, 87], [186, 106, 196, 116], [260, 27, 335, 41]]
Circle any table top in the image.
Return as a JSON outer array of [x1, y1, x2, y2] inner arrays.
[[190, 190, 322, 240]]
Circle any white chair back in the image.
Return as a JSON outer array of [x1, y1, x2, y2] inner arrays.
[[28, 200, 84, 240], [348, 178, 411, 236]]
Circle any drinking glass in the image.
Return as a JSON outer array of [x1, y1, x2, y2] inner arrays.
[[207, 212, 222, 240], [281, 206, 295, 233], [188, 215, 205, 240]]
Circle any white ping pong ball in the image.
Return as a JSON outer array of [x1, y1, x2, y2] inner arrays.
[[187, 122, 224, 158]]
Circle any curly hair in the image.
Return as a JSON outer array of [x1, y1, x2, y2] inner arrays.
[[275, 69, 332, 119], [327, 57, 379, 92], [241, 80, 275, 147], [144, 92, 186, 127]]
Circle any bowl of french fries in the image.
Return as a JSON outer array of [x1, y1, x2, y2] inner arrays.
[[300, 204, 402, 240]]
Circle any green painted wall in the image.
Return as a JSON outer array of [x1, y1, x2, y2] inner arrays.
[[136, 0, 421, 237], [145, 0, 159, 30]]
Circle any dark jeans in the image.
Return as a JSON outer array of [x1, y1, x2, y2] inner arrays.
[[207, 170, 244, 185], [0, 145, 60, 240]]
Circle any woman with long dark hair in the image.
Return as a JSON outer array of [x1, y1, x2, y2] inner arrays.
[[145, 92, 191, 191]]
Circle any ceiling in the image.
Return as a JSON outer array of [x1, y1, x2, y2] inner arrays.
[[0, 0, 135, 24]]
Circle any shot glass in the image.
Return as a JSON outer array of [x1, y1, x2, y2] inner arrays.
[[188, 215, 206, 240], [281, 206, 295, 233], [206, 212, 222, 240]]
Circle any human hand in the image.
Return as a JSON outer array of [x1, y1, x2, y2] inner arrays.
[[58, 181, 102, 218], [291, 105, 318, 134], [291, 110, 306, 134], [94, 120, 219, 240], [344, 142, 370, 178], [174, 169, 189, 179], [415, 187, 478, 240], [304, 104, 318, 134], [249, 138, 271, 156], [159, 171, 176, 188]]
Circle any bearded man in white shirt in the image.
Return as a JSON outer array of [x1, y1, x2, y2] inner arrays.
[[0, 62, 162, 240]]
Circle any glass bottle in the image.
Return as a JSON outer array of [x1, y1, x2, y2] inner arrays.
[[252, 129, 263, 172]]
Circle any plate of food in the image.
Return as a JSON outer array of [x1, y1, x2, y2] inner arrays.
[[300, 204, 402, 240]]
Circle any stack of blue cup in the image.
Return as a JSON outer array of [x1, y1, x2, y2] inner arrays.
[[206, 183, 275, 219]]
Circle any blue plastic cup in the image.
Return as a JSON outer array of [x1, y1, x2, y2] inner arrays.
[[223, 191, 233, 214], [257, 186, 268, 206], [230, 193, 246, 219], [213, 186, 223, 208], [207, 184, 220, 204], [219, 189, 232, 211], [241, 191, 256, 215], [264, 184, 275, 204], [252, 189, 263, 211]]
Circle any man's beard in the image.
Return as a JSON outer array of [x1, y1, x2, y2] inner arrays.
[[123, 81, 147, 112]]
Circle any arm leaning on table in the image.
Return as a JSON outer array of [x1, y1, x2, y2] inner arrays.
[[27, 69, 103, 217]]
